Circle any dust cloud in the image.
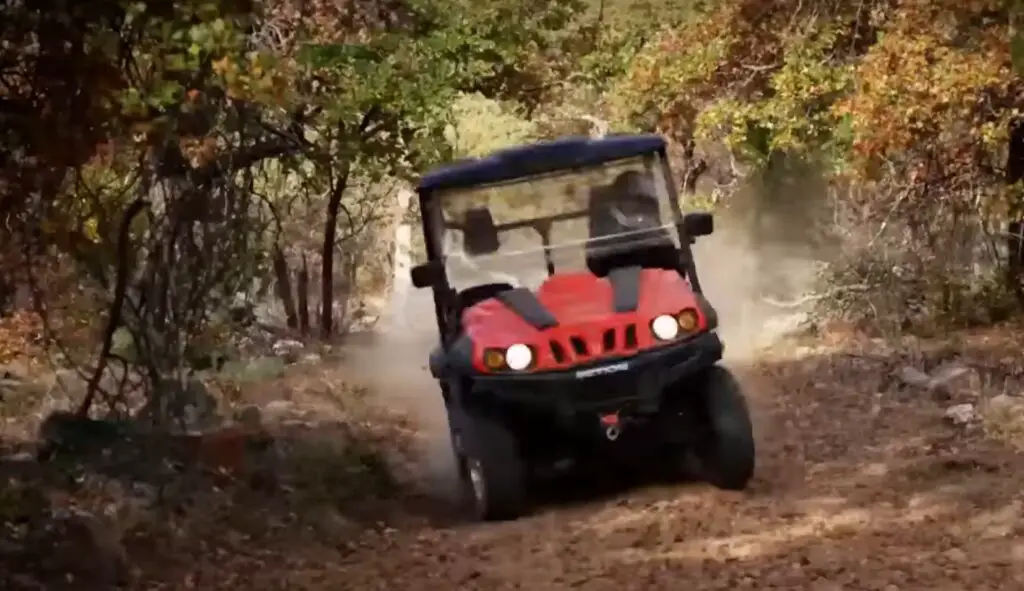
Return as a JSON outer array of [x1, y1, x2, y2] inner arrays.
[[339, 289, 461, 500], [693, 218, 820, 362]]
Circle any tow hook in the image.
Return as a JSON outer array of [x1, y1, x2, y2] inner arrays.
[[600, 412, 621, 441]]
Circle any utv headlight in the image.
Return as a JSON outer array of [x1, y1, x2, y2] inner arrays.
[[651, 314, 680, 340], [505, 343, 533, 371]]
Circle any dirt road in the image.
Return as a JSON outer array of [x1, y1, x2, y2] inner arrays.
[[212, 329, 1024, 591]]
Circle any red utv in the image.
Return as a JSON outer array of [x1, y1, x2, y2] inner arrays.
[[410, 134, 755, 521]]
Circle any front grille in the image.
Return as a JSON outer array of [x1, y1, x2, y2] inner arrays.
[[546, 323, 640, 364], [549, 340, 567, 363], [602, 328, 616, 352], [624, 324, 638, 348]]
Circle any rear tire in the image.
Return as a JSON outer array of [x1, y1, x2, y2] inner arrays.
[[691, 365, 755, 490], [456, 414, 528, 521]]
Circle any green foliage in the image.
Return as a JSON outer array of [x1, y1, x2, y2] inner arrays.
[[697, 26, 853, 169], [583, 0, 703, 28], [445, 94, 536, 158], [11, 0, 1022, 355], [1, 0, 613, 413]]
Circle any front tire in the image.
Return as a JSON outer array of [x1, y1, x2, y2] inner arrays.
[[691, 365, 755, 490], [455, 414, 527, 521]]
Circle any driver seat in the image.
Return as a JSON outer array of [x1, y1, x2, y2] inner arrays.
[[453, 206, 512, 316], [462, 206, 500, 256]]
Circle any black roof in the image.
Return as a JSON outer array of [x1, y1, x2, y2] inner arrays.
[[417, 134, 666, 193]]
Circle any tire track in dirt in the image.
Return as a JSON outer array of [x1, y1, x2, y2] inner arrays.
[[286, 338, 1024, 591]]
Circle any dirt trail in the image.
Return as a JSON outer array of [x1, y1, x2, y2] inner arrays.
[[265, 340, 1023, 591], [230, 193, 1019, 591], [293, 231, 1024, 590]]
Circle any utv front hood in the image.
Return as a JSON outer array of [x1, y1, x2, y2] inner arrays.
[[460, 267, 713, 372]]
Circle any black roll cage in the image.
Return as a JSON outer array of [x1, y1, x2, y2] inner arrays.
[[417, 146, 706, 342]]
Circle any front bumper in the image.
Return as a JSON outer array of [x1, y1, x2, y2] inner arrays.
[[469, 330, 724, 413]]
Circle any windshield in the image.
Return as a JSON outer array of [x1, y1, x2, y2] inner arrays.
[[435, 154, 681, 291]]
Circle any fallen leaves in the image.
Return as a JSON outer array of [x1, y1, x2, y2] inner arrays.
[[0, 311, 43, 367]]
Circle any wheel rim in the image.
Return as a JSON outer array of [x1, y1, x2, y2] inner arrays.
[[467, 458, 487, 512]]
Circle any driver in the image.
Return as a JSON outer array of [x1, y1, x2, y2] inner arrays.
[[586, 169, 674, 276], [606, 170, 662, 232], [588, 169, 664, 240]]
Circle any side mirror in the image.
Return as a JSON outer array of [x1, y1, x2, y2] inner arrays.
[[682, 211, 713, 237], [410, 262, 442, 288]]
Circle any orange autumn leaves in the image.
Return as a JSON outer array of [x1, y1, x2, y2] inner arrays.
[[0, 310, 43, 366], [836, 1, 1013, 170], [615, 0, 1020, 180]]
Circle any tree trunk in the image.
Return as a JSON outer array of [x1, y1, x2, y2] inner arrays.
[[80, 198, 148, 417], [271, 246, 297, 329], [679, 139, 708, 195], [297, 253, 310, 335], [386, 187, 415, 330], [0, 275, 12, 317], [1005, 119, 1024, 305], [319, 164, 351, 338], [335, 252, 358, 333]]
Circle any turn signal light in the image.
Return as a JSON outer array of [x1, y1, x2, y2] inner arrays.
[[482, 348, 506, 370], [677, 308, 699, 332]]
